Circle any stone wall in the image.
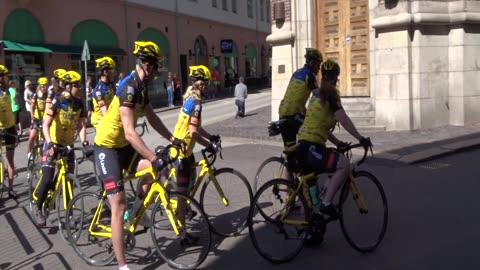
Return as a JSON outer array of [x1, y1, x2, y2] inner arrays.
[[372, 0, 480, 130]]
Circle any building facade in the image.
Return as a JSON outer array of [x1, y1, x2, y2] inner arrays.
[[0, 0, 271, 104], [269, 0, 480, 131]]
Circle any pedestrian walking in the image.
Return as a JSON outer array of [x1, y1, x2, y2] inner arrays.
[[234, 76, 248, 118], [8, 80, 24, 135], [173, 73, 182, 106], [166, 71, 174, 107], [24, 80, 34, 123]]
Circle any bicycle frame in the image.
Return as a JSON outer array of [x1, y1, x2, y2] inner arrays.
[[31, 154, 73, 211], [168, 157, 230, 207], [88, 167, 184, 239], [279, 155, 369, 226]]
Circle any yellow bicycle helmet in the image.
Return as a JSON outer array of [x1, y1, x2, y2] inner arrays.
[[37, 77, 48, 85], [304, 48, 323, 62], [321, 60, 340, 77], [95, 56, 116, 70], [189, 65, 211, 82], [133, 41, 162, 61], [61, 70, 82, 84], [0, 64, 9, 75], [53, 68, 67, 79]]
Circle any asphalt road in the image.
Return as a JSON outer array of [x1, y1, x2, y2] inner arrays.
[[1, 92, 479, 269]]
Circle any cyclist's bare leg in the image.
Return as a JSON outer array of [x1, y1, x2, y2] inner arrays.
[[322, 154, 349, 202], [27, 128, 38, 153], [6, 147, 15, 191], [108, 192, 127, 267], [176, 186, 188, 225], [136, 159, 153, 194]]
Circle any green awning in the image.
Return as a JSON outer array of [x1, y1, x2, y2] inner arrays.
[[1, 40, 125, 55], [2, 40, 52, 53]]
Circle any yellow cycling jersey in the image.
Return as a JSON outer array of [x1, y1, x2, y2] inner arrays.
[[171, 96, 202, 159], [91, 80, 115, 128], [32, 90, 47, 120], [297, 89, 342, 145], [278, 65, 318, 117], [45, 96, 85, 146], [0, 88, 15, 129], [94, 72, 149, 148]]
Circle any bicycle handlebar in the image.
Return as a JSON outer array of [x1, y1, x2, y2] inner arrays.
[[201, 140, 223, 167], [338, 143, 373, 166], [135, 120, 149, 137], [74, 145, 95, 164]]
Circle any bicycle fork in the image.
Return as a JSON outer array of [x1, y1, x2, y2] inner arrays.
[[348, 173, 368, 214]]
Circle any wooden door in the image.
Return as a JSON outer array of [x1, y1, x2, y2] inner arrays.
[[315, 0, 370, 96]]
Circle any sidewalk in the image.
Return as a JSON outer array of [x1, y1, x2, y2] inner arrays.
[[203, 105, 480, 165]]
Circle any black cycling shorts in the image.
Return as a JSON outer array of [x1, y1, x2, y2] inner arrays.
[[171, 155, 196, 190], [94, 144, 140, 197], [296, 141, 340, 174], [280, 114, 304, 149], [1, 126, 17, 149]]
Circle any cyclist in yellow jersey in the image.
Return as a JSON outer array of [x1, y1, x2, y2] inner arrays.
[[0, 64, 18, 199], [94, 41, 182, 270], [27, 77, 49, 156], [91, 56, 116, 128], [278, 48, 322, 149], [34, 70, 88, 226], [170, 65, 220, 241], [296, 60, 372, 219], [46, 68, 66, 108]]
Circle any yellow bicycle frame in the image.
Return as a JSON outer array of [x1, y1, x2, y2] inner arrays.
[[32, 154, 74, 211], [167, 157, 230, 207], [88, 167, 185, 239]]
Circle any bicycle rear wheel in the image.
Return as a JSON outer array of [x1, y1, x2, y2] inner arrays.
[[151, 191, 211, 270], [199, 167, 253, 236], [338, 170, 388, 253], [65, 191, 115, 266], [254, 156, 287, 193], [56, 173, 81, 242], [248, 179, 308, 263]]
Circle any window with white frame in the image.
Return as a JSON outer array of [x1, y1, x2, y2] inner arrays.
[[212, 0, 217, 8], [222, 0, 228, 10], [232, 0, 237, 13], [247, 0, 253, 18], [266, 1, 270, 22], [260, 0, 264, 21]]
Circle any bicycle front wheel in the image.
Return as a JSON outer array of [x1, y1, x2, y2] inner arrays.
[[199, 167, 253, 236], [338, 170, 388, 253], [56, 173, 81, 242], [151, 191, 211, 270], [27, 164, 42, 223], [254, 156, 288, 193], [66, 191, 115, 266], [248, 179, 308, 263]]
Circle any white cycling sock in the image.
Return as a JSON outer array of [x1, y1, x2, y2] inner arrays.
[[119, 265, 130, 270]]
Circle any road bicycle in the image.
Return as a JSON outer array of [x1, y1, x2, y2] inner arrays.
[[248, 144, 388, 263], [27, 145, 87, 241], [0, 129, 19, 198], [65, 145, 211, 270], [166, 139, 253, 237]]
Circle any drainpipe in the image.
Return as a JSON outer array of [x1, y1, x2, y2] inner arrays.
[[124, 0, 130, 69]]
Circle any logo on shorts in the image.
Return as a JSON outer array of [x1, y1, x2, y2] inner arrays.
[[98, 153, 107, 175]]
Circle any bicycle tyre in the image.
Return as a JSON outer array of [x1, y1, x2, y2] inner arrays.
[[338, 170, 388, 253], [56, 173, 82, 243], [65, 191, 115, 266], [254, 156, 288, 193], [27, 164, 42, 224], [199, 167, 253, 237], [248, 179, 308, 263], [151, 191, 211, 270]]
